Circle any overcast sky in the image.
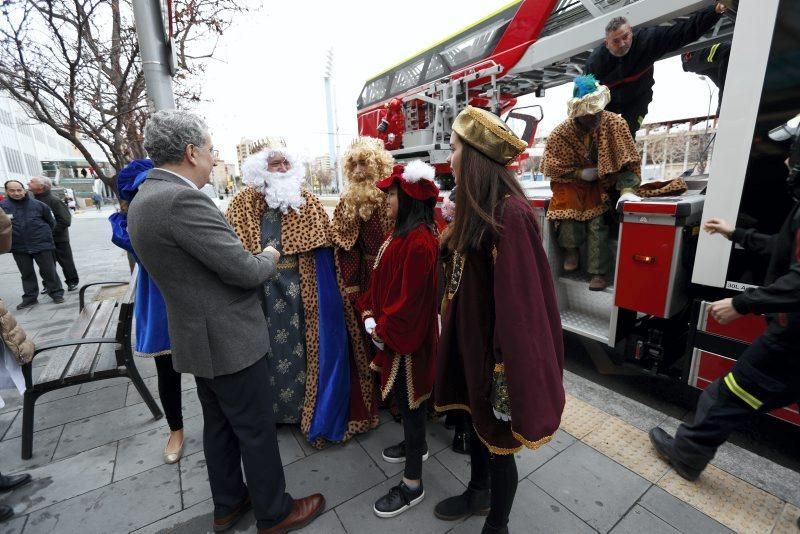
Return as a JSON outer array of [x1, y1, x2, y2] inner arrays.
[[195, 1, 718, 168]]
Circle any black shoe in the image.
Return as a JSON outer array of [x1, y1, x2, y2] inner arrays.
[[67, 284, 79, 291], [434, 486, 490, 521], [52, 297, 65, 304], [481, 520, 509, 534], [0, 473, 31, 492], [0, 504, 12, 523], [16, 301, 37, 310], [381, 440, 429, 464], [648, 428, 702, 482], [40, 288, 48, 295], [452, 430, 470, 455], [373, 481, 424, 518]]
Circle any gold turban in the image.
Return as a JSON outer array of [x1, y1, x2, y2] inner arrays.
[[567, 84, 611, 118], [452, 106, 528, 165]]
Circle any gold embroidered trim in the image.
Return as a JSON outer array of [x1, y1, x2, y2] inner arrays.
[[494, 362, 505, 372], [433, 402, 556, 454], [404, 355, 430, 409], [344, 285, 361, 295], [372, 237, 393, 271], [361, 310, 374, 320], [446, 252, 465, 300], [465, 106, 528, 153], [134, 349, 172, 358], [379, 355, 402, 401], [491, 245, 498, 265], [277, 258, 299, 270]]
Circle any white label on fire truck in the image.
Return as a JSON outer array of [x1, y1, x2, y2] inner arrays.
[[725, 281, 759, 292]]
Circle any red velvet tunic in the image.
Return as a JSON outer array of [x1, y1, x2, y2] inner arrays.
[[358, 225, 439, 408], [436, 196, 565, 454]]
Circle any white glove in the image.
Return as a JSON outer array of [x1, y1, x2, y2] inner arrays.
[[617, 192, 642, 208], [493, 408, 511, 422], [580, 167, 599, 182], [372, 339, 385, 351], [364, 318, 376, 335]]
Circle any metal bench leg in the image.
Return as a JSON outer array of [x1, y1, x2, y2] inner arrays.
[[21, 390, 37, 460], [126, 361, 163, 421]]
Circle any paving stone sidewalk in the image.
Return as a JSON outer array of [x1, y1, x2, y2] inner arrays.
[[0, 217, 798, 534]]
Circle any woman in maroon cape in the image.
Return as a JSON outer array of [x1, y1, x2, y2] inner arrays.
[[358, 161, 440, 519], [435, 106, 565, 534]]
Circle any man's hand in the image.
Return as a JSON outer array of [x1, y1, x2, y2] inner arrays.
[[263, 246, 280, 262], [580, 167, 599, 182], [709, 298, 742, 325], [703, 218, 734, 239], [715, 2, 727, 15]]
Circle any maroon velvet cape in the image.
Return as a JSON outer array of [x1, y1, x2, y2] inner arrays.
[[436, 196, 565, 454], [358, 225, 439, 408]]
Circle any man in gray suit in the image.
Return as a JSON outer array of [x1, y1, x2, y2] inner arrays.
[[128, 110, 324, 534]]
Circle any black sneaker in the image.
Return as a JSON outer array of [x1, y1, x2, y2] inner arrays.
[[52, 297, 65, 304], [40, 288, 48, 295], [373, 481, 424, 518], [67, 284, 79, 291], [381, 440, 429, 464], [434, 486, 490, 521], [16, 301, 37, 310]]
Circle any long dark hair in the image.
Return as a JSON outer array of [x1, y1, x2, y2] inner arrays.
[[442, 137, 527, 253], [393, 185, 436, 237]]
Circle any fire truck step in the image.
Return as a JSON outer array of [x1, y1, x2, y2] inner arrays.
[[561, 309, 611, 345]]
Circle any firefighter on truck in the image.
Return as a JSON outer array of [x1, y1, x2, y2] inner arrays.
[[649, 114, 800, 483]]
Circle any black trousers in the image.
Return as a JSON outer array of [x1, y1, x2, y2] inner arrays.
[[195, 357, 293, 529], [53, 240, 79, 286], [154, 355, 183, 431], [468, 427, 518, 529], [395, 359, 427, 480], [13, 251, 63, 302], [674, 335, 800, 471]]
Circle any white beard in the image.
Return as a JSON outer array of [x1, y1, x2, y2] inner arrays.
[[241, 149, 306, 214], [261, 168, 305, 213]]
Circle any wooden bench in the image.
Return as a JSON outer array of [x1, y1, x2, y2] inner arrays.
[[20, 267, 163, 459]]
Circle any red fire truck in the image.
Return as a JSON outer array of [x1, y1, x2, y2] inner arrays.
[[356, 0, 800, 427]]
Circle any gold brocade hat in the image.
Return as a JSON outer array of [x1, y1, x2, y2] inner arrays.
[[452, 106, 528, 165], [567, 75, 611, 118]]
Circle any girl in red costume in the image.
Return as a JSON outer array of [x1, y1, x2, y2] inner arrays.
[[435, 106, 565, 534], [358, 160, 439, 518]]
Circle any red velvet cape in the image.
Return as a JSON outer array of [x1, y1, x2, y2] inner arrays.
[[436, 196, 565, 454], [358, 225, 439, 408]]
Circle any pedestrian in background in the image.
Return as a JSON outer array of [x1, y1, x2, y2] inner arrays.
[[28, 176, 80, 292], [0, 180, 64, 309]]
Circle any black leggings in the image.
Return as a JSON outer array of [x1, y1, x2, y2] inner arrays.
[[155, 355, 183, 431], [394, 359, 427, 480], [469, 427, 518, 529]]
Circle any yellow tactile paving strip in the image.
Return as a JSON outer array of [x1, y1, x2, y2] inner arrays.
[[582, 416, 671, 483], [560, 394, 610, 439], [563, 393, 792, 533], [773, 504, 800, 534]]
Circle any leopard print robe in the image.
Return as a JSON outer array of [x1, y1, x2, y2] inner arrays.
[[226, 187, 378, 446]]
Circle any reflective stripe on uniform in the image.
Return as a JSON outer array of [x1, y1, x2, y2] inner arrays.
[[723, 372, 763, 410], [707, 43, 721, 63]]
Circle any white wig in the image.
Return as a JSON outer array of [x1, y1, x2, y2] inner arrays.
[[241, 148, 306, 213]]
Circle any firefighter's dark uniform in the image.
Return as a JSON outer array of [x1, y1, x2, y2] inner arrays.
[[667, 137, 800, 477], [585, 6, 722, 135]]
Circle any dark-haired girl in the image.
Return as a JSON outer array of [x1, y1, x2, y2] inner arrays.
[[434, 106, 565, 534], [358, 160, 440, 518]]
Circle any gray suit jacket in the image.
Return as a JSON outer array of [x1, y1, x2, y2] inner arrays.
[[128, 168, 275, 378]]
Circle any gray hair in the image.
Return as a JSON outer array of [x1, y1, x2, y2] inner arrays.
[[29, 176, 52, 190], [143, 110, 209, 166], [605, 16, 629, 34]]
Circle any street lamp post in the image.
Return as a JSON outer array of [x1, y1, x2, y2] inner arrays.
[[324, 49, 343, 194], [132, 0, 176, 111]]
